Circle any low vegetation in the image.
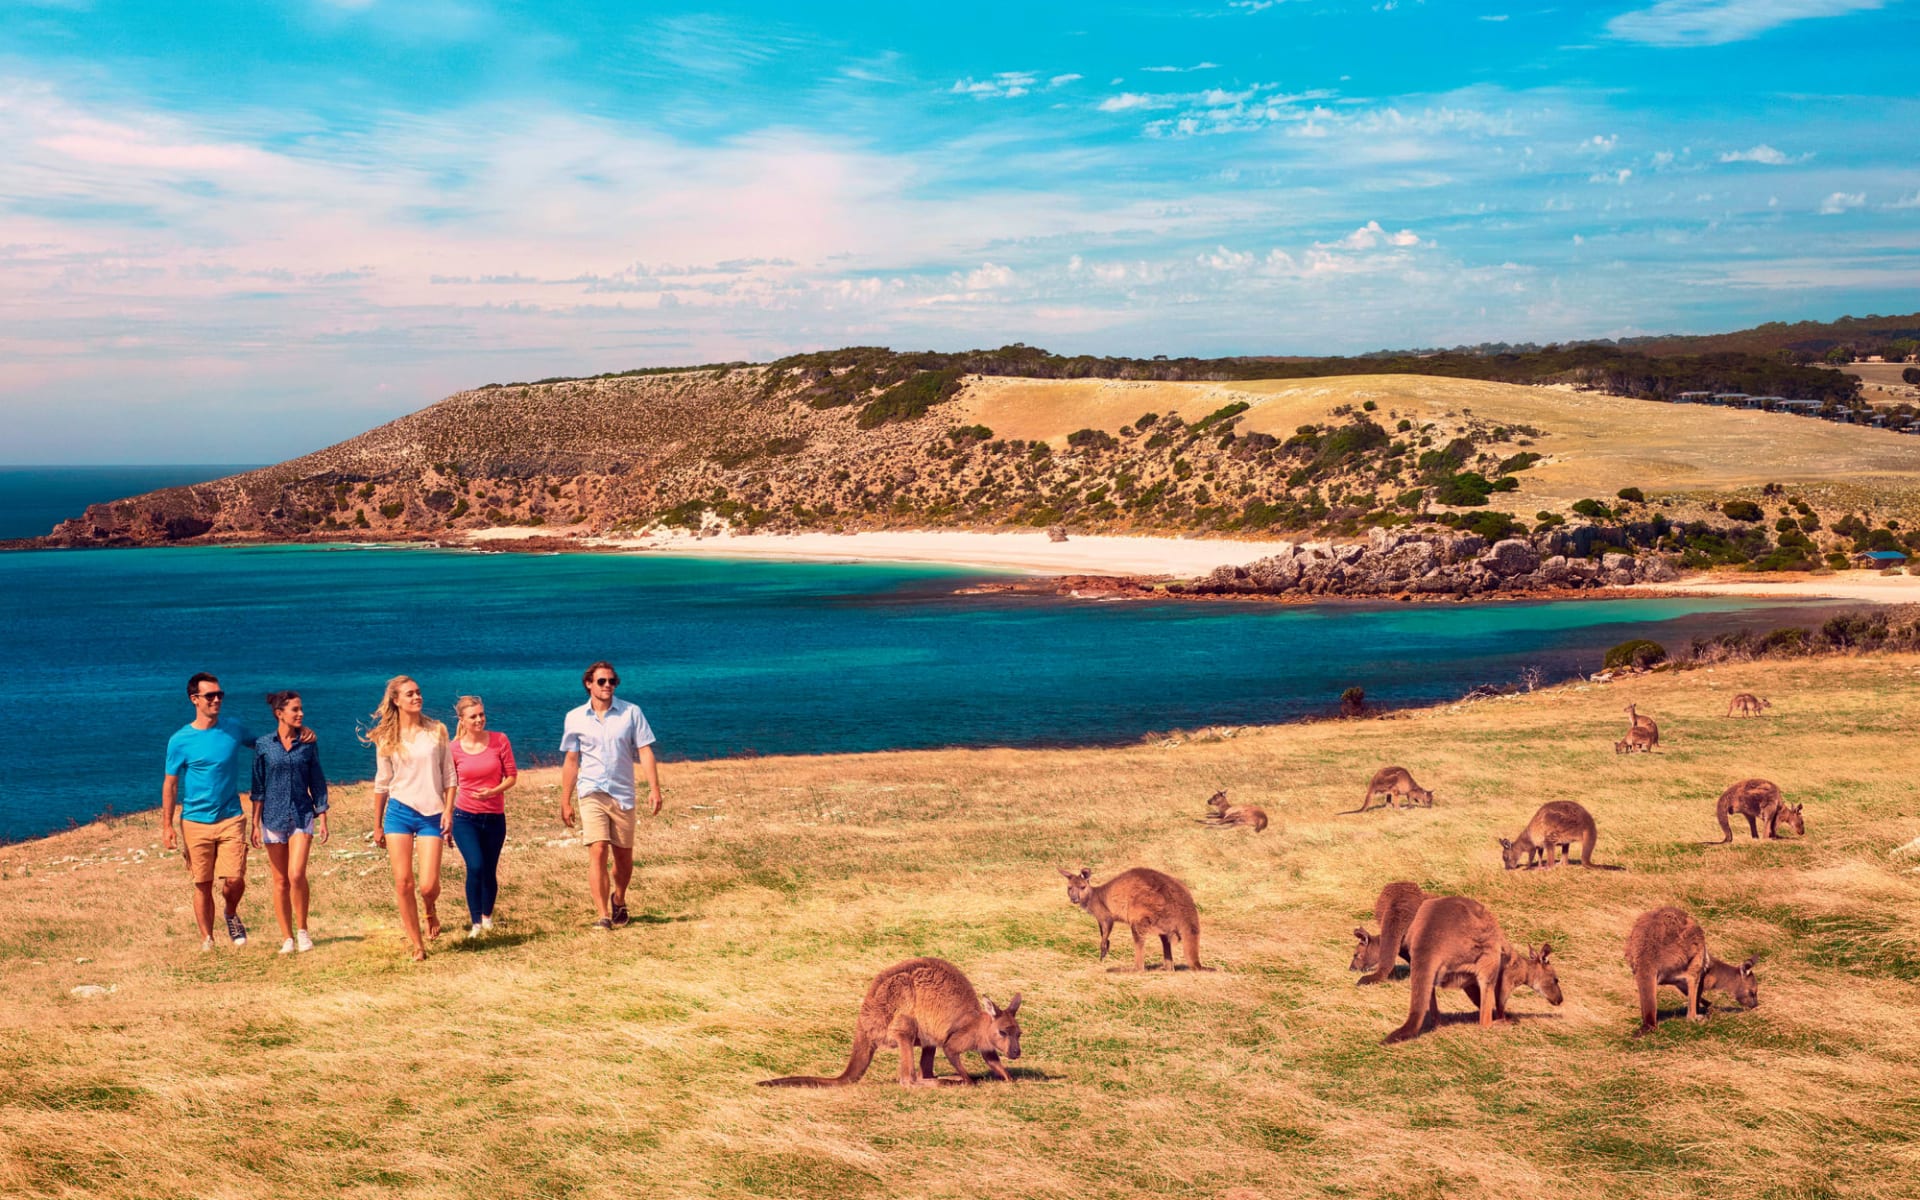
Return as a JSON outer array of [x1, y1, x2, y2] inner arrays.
[[2, 654, 1917, 1198]]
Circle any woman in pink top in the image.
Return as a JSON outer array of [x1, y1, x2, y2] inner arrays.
[[449, 695, 517, 939]]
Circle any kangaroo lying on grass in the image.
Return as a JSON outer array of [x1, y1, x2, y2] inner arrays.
[[1342, 766, 1435, 814], [1383, 895, 1562, 1045], [1726, 692, 1772, 718], [1624, 907, 1758, 1035], [1623, 704, 1660, 749], [758, 957, 1022, 1088], [1060, 867, 1209, 971], [1615, 724, 1657, 754], [1200, 790, 1268, 832], [1351, 881, 1428, 985], [1501, 801, 1600, 869], [1715, 778, 1804, 843]]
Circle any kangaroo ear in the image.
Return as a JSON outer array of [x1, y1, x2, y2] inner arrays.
[[1537, 943, 1553, 962], [983, 998, 999, 1017], [1005, 992, 1021, 1015], [1058, 867, 1076, 879], [1354, 927, 1369, 941], [1741, 956, 1757, 973], [1791, 803, 1803, 813], [1078, 867, 1092, 880], [1498, 837, 1512, 848]]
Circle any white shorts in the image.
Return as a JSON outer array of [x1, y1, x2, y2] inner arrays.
[[262, 814, 317, 844]]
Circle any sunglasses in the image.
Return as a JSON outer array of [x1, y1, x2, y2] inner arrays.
[[591, 677, 618, 687], [196, 691, 226, 702]]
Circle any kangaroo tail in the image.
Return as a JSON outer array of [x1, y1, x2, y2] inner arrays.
[[1336, 794, 1374, 815], [758, 1032, 875, 1088], [1581, 829, 1598, 868], [1715, 806, 1733, 844]]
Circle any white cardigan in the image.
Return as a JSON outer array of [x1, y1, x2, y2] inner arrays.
[[374, 726, 455, 815]]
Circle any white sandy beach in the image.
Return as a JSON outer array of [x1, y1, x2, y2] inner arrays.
[[1634, 571, 1920, 605], [464, 526, 1297, 576]]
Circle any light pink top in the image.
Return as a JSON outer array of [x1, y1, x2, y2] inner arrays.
[[451, 732, 517, 815], [373, 726, 455, 815]]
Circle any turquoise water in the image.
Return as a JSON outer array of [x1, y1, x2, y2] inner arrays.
[[0, 466, 259, 540], [0, 543, 1821, 841]]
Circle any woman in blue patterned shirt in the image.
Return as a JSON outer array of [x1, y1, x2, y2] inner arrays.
[[250, 690, 329, 954]]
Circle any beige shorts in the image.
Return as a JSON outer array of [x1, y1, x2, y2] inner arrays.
[[182, 815, 248, 884], [578, 791, 636, 849]]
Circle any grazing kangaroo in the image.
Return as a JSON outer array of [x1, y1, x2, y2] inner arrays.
[[1060, 867, 1208, 971], [1500, 801, 1600, 869], [758, 957, 1022, 1088], [1624, 907, 1758, 1035], [1343, 766, 1436, 814], [1623, 704, 1660, 749], [1382, 895, 1562, 1045], [1726, 693, 1772, 718], [1351, 881, 1429, 985], [1714, 779, 1804, 842], [1614, 724, 1657, 754], [1200, 790, 1268, 832]]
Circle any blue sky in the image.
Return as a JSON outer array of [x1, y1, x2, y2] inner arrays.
[[2, 0, 1917, 462]]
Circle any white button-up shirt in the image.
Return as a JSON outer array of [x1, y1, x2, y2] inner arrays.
[[560, 697, 656, 809]]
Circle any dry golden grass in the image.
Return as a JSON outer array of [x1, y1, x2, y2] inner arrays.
[[5, 655, 1920, 1199], [961, 374, 1920, 519]]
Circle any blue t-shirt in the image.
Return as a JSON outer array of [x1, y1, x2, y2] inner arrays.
[[165, 717, 256, 824]]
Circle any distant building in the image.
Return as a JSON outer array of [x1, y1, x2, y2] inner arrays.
[[1711, 393, 1751, 407], [1673, 391, 1713, 404], [1859, 549, 1909, 567]]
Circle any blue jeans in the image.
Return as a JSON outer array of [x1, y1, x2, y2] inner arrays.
[[450, 810, 506, 923]]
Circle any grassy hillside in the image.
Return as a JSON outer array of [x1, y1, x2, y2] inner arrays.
[[4, 655, 1918, 1199]]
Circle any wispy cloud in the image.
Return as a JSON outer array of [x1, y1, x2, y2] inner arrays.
[[1608, 0, 1888, 48], [1718, 143, 1804, 164], [1818, 190, 1865, 213], [952, 72, 1041, 99], [1142, 63, 1220, 73]]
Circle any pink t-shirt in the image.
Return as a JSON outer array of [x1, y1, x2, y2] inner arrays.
[[451, 732, 517, 814]]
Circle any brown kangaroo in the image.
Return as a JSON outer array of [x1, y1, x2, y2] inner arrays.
[[1382, 896, 1562, 1044], [1714, 778, 1804, 843], [1351, 882, 1428, 985], [1615, 724, 1657, 754], [1624, 907, 1758, 1035], [1623, 704, 1660, 749], [1343, 766, 1436, 814], [1726, 692, 1771, 718], [1060, 867, 1208, 971], [1500, 801, 1599, 869], [758, 957, 1022, 1088], [1200, 790, 1268, 832]]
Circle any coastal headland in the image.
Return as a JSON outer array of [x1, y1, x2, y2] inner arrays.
[[4, 653, 1916, 1199]]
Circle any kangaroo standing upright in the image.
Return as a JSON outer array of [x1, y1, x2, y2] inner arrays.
[[1383, 895, 1562, 1045], [1726, 693, 1771, 718], [1623, 704, 1659, 750], [1714, 778, 1804, 842], [758, 958, 1023, 1087], [1351, 881, 1429, 985], [1060, 867, 1208, 971], [1344, 766, 1436, 814], [1500, 801, 1600, 869], [1623, 907, 1758, 1035], [1200, 790, 1268, 832]]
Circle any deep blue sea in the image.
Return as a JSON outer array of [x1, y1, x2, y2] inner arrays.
[[0, 542, 1831, 842], [0, 466, 260, 540]]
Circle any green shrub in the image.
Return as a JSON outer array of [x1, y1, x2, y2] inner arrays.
[[1616, 486, 1645, 503], [1497, 452, 1542, 475], [1721, 500, 1764, 522], [1432, 472, 1494, 507], [1760, 627, 1808, 654], [1534, 511, 1566, 529], [1396, 488, 1425, 511], [1396, 419, 1413, 432], [856, 368, 964, 428], [1603, 639, 1667, 671], [948, 425, 992, 443], [1339, 686, 1367, 716], [1193, 401, 1251, 431], [1571, 499, 1612, 520], [1463, 511, 1522, 541], [449, 498, 469, 520], [1361, 400, 1377, 411], [378, 502, 404, 520]]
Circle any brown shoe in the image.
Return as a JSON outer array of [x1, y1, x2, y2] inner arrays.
[[610, 895, 630, 928]]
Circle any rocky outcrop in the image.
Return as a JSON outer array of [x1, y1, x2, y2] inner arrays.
[[1182, 527, 1678, 599]]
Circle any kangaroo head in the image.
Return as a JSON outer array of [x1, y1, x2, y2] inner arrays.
[[1760, 697, 1773, 709], [1349, 927, 1377, 971], [1207, 791, 1230, 813], [1523, 942, 1564, 1005], [981, 993, 1023, 1059], [1728, 956, 1761, 1009], [1059, 867, 1094, 907], [1498, 837, 1527, 870], [1782, 804, 1805, 836]]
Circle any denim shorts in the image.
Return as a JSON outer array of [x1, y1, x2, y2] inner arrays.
[[382, 800, 445, 838], [262, 814, 317, 844]]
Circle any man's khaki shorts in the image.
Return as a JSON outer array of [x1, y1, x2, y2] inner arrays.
[[578, 791, 636, 849], [182, 815, 248, 884]]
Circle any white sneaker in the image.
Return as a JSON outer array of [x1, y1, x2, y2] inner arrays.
[[296, 930, 314, 953], [200, 936, 214, 952], [278, 938, 296, 956], [480, 916, 494, 931], [468, 925, 483, 940]]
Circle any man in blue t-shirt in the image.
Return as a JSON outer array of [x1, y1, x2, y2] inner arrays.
[[163, 672, 263, 949]]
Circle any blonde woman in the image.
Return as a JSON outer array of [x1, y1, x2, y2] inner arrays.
[[363, 675, 455, 961], [449, 695, 517, 938]]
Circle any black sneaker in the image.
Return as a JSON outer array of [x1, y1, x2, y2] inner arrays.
[[592, 917, 613, 932], [225, 913, 248, 946], [610, 896, 630, 928]]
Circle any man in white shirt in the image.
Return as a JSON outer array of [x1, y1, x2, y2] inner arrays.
[[559, 660, 663, 930]]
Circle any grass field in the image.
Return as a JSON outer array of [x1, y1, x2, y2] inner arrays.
[[4, 655, 1920, 1199], [960, 374, 1920, 520]]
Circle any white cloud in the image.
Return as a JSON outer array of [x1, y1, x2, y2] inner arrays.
[[1098, 92, 1160, 112], [1323, 221, 1423, 251], [1589, 168, 1633, 185], [1719, 143, 1801, 165], [1048, 73, 1083, 88], [1582, 134, 1618, 152], [1142, 63, 1220, 73], [960, 262, 1016, 290], [1199, 245, 1253, 271], [1481, 13, 1510, 19], [1818, 191, 1865, 214], [951, 72, 1040, 99], [1887, 191, 1920, 209], [1608, 0, 1888, 48]]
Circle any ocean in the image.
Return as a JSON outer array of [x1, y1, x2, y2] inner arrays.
[[0, 465, 261, 540], [0, 542, 1830, 842]]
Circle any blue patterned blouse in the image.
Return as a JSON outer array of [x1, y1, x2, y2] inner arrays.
[[250, 732, 329, 832]]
